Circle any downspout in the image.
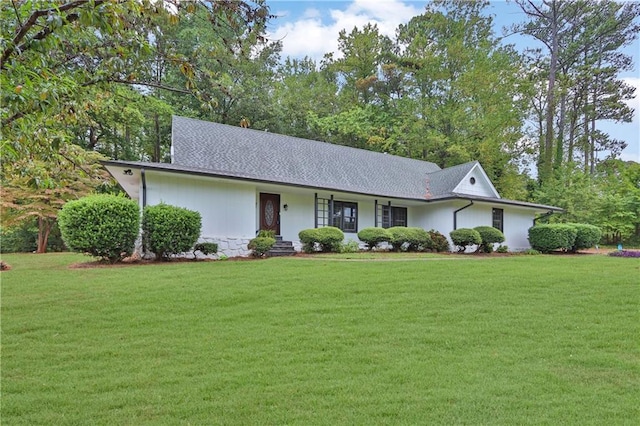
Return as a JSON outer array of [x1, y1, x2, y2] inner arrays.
[[533, 210, 554, 227], [141, 167, 147, 208], [453, 200, 474, 230]]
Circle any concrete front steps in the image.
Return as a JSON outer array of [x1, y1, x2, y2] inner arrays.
[[268, 236, 296, 257]]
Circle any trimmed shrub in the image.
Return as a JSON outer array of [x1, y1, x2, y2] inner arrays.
[[298, 227, 344, 253], [450, 228, 482, 253], [58, 194, 139, 263], [357, 227, 391, 250], [142, 203, 202, 260], [388, 227, 432, 252], [568, 223, 602, 252], [298, 228, 320, 253], [316, 226, 344, 252], [193, 242, 218, 258], [474, 226, 505, 253], [428, 229, 451, 252], [528, 224, 577, 253], [248, 237, 276, 257], [496, 245, 509, 253]]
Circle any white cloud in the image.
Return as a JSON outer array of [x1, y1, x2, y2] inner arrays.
[[269, 0, 423, 63]]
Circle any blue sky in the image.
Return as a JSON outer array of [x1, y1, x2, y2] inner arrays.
[[266, 0, 640, 164]]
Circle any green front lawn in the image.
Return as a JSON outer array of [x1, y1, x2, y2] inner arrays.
[[2, 253, 638, 424]]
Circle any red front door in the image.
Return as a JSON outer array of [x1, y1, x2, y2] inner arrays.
[[259, 193, 280, 235]]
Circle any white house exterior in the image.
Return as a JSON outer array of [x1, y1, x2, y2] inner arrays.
[[103, 116, 562, 257]]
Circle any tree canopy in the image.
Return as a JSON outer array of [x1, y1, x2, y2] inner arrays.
[[2, 0, 639, 250]]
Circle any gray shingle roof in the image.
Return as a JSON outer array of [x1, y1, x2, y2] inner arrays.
[[172, 115, 442, 199], [425, 161, 478, 199], [101, 116, 563, 212]]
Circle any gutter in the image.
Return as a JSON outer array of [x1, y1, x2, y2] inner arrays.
[[453, 200, 474, 230]]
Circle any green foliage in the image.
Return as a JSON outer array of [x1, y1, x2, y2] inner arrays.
[[567, 223, 602, 252], [57, 194, 139, 262], [298, 229, 320, 253], [142, 203, 201, 260], [315, 227, 345, 253], [528, 224, 578, 253], [0, 221, 66, 253], [298, 227, 344, 253], [357, 227, 391, 250], [388, 227, 432, 252], [522, 248, 541, 255], [450, 228, 482, 253], [1, 223, 37, 253], [474, 226, 505, 253], [496, 245, 509, 254], [248, 237, 276, 258], [428, 229, 451, 252], [257, 229, 276, 239], [193, 242, 218, 258], [339, 240, 361, 253]]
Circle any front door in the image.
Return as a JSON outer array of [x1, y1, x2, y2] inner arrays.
[[259, 193, 280, 235]]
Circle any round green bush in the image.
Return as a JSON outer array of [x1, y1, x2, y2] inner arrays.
[[298, 227, 344, 252], [248, 237, 276, 257], [474, 226, 505, 253], [142, 203, 202, 260], [298, 228, 320, 253], [428, 229, 451, 252], [528, 224, 577, 253], [58, 194, 139, 263], [568, 223, 602, 252], [450, 228, 482, 252], [316, 226, 345, 252], [387, 227, 432, 252], [357, 227, 391, 250]]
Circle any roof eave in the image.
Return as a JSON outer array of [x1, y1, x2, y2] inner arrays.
[[101, 160, 565, 212]]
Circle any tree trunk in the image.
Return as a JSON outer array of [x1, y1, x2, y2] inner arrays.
[[154, 112, 161, 162], [36, 217, 52, 253], [555, 85, 567, 169], [540, 0, 560, 183]]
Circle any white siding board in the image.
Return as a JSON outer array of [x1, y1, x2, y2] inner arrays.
[[146, 171, 256, 239], [454, 164, 499, 198]]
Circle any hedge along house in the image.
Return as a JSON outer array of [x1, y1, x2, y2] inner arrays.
[[103, 115, 563, 257]]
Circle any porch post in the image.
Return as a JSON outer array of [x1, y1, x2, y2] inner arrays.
[[374, 199, 378, 227]]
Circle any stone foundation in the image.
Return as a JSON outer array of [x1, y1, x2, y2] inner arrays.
[[213, 237, 252, 258]]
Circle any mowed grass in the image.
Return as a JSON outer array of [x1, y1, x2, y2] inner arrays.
[[1, 252, 638, 425]]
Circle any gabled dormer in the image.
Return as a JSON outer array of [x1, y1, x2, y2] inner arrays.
[[452, 162, 500, 198]]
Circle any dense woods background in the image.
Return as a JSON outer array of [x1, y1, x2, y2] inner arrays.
[[2, 0, 639, 252]]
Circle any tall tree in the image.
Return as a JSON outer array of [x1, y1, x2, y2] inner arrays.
[[392, 0, 529, 195], [515, 0, 639, 180], [1, 0, 272, 247]]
